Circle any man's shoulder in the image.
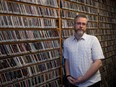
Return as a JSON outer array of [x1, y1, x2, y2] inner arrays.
[[64, 36, 74, 42], [86, 34, 97, 39], [86, 34, 99, 44]]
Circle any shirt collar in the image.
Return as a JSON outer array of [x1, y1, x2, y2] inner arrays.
[[73, 33, 87, 41]]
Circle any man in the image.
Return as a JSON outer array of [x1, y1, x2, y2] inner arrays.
[[63, 14, 104, 87]]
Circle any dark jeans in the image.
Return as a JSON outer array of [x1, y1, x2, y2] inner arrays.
[[70, 81, 101, 87]]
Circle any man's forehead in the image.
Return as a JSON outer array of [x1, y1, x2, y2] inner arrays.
[[76, 17, 87, 21]]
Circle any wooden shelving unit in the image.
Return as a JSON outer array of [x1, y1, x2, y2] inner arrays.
[[0, 0, 116, 87]]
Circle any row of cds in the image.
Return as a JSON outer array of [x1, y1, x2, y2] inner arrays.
[[99, 3, 116, 12], [87, 29, 116, 35], [62, 30, 74, 38], [0, 15, 57, 28], [0, 30, 59, 42], [102, 43, 115, 54], [38, 79, 60, 87], [104, 51, 115, 60], [61, 10, 77, 19], [69, 0, 98, 7], [99, 10, 113, 18], [0, 0, 58, 17], [99, 16, 116, 23], [87, 22, 98, 28], [99, 0, 115, 6], [62, 29, 116, 41], [62, 19, 98, 28], [61, 10, 98, 22], [0, 15, 115, 29], [100, 40, 115, 48], [62, 18, 116, 29], [0, 40, 60, 56], [61, 0, 98, 14], [6, 79, 60, 87], [69, 0, 115, 8], [12, 0, 58, 8], [7, 76, 60, 87], [97, 35, 116, 42], [99, 23, 115, 29], [87, 15, 97, 22], [62, 19, 74, 28], [0, 65, 60, 86], [102, 46, 115, 58], [2, 59, 60, 79], [0, 50, 60, 70]]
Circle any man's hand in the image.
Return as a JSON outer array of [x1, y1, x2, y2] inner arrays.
[[72, 76, 84, 85], [67, 76, 76, 84]]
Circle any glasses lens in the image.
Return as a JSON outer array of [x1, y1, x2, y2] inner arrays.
[[76, 22, 86, 26]]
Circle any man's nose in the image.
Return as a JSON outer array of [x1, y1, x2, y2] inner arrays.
[[79, 24, 83, 28], [80, 24, 83, 27]]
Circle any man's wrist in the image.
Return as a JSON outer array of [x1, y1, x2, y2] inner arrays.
[[66, 75, 71, 78]]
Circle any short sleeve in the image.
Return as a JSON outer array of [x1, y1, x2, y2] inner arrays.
[[91, 36, 105, 60], [63, 41, 69, 59]]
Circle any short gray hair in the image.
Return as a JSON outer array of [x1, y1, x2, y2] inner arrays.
[[74, 14, 88, 23]]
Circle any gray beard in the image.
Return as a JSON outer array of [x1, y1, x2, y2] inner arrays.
[[74, 30, 84, 40]]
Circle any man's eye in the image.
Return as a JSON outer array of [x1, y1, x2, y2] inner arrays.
[[76, 22, 87, 26]]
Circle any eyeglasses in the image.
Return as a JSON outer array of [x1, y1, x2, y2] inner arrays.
[[75, 22, 87, 26]]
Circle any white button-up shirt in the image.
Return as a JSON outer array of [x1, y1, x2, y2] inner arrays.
[[63, 33, 105, 87]]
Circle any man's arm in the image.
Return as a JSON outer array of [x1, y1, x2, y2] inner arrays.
[[75, 59, 102, 84], [65, 59, 70, 76], [65, 59, 76, 84]]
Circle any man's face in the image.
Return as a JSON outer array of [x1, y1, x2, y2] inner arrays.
[[74, 17, 87, 35]]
